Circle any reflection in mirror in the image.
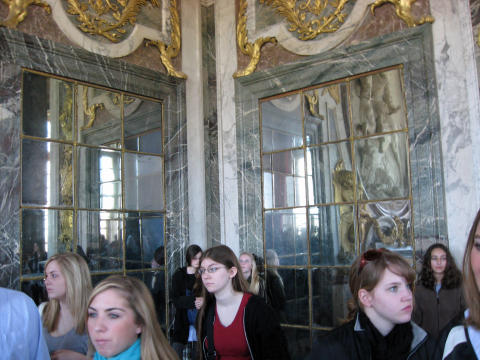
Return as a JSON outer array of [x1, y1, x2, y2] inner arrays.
[[77, 210, 123, 272], [277, 268, 308, 325], [124, 98, 163, 155], [312, 267, 349, 328], [358, 200, 412, 258], [265, 209, 308, 266], [77, 85, 121, 148], [23, 72, 74, 141], [22, 139, 73, 207], [355, 132, 409, 200], [309, 205, 355, 265], [125, 212, 164, 270], [350, 68, 407, 137], [22, 208, 74, 276], [282, 327, 311, 360], [304, 83, 349, 145], [307, 141, 352, 205], [77, 147, 122, 210], [124, 153, 164, 211], [261, 94, 303, 152]]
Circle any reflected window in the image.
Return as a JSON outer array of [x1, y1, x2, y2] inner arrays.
[[259, 66, 414, 333]]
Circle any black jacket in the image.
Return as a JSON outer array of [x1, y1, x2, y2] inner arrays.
[[172, 267, 197, 343], [201, 295, 290, 360], [306, 314, 431, 360], [436, 325, 478, 360]]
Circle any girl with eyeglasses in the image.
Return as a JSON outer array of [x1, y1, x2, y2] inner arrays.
[[196, 245, 290, 360], [307, 248, 431, 360], [413, 243, 464, 338]]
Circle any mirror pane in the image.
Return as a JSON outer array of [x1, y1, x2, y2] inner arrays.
[[312, 267, 350, 328], [307, 141, 352, 205], [358, 200, 412, 257], [77, 146, 122, 210], [22, 72, 74, 141], [276, 268, 308, 325], [132, 270, 167, 330], [125, 212, 164, 269], [124, 98, 163, 155], [305, 83, 350, 145], [283, 327, 311, 360], [355, 132, 409, 200], [77, 210, 123, 272], [22, 139, 73, 207], [271, 149, 306, 208], [261, 94, 303, 152], [351, 68, 407, 137], [265, 209, 307, 266], [309, 205, 356, 265], [124, 153, 164, 211], [22, 208, 74, 275], [77, 85, 121, 148]]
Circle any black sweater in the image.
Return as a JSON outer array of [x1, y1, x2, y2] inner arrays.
[[172, 267, 197, 343]]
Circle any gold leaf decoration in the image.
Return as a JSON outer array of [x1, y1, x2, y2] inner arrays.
[[260, 0, 351, 41], [81, 86, 105, 130], [369, 0, 434, 27], [0, 0, 51, 28], [234, 0, 277, 78]]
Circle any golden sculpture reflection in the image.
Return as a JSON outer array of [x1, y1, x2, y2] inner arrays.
[[0, 0, 50, 28], [370, 0, 434, 27]]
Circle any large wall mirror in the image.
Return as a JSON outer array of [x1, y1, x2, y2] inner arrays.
[[20, 70, 167, 325]]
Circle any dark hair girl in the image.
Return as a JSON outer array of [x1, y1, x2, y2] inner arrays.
[[413, 243, 464, 338]]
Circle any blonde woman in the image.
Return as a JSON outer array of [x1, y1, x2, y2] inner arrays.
[[41, 252, 92, 359], [87, 275, 178, 360], [239, 252, 265, 298]]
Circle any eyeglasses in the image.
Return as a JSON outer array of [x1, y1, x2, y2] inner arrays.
[[358, 248, 386, 275], [198, 266, 226, 276]]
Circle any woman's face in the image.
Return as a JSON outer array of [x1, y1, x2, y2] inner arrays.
[[471, 223, 480, 290], [190, 252, 202, 270], [44, 260, 67, 301], [87, 289, 141, 358], [363, 268, 413, 334], [200, 257, 236, 295], [239, 254, 252, 277], [430, 248, 447, 277]]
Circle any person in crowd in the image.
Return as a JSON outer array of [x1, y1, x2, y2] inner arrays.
[[40, 252, 92, 359], [307, 248, 430, 359], [196, 245, 290, 360], [171, 244, 203, 359], [435, 209, 480, 359], [413, 243, 464, 338], [148, 246, 166, 328], [87, 275, 178, 360], [239, 252, 265, 298], [265, 249, 286, 322], [0, 287, 50, 359]]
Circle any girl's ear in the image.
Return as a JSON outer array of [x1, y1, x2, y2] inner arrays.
[[228, 266, 238, 279], [358, 288, 373, 308]]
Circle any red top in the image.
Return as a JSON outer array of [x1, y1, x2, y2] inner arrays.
[[214, 293, 252, 360]]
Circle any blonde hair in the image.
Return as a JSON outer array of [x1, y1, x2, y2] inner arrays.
[[240, 252, 261, 295], [42, 252, 92, 334], [88, 275, 178, 360], [463, 209, 480, 329]]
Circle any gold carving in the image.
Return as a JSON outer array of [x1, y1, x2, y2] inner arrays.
[[66, 0, 160, 42], [234, 0, 277, 78], [81, 87, 105, 130], [146, 0, 186, 79], [305, 91, 324, 119], [370, 0, 434, 27], [260, 0, 351, 41], [323, 84, 340, 104], [0, 0, 51, 28]]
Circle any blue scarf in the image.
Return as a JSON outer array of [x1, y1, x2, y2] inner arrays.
[[94, 338, 141, 360]]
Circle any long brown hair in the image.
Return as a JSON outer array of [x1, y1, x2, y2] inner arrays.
[[88, 275, 178, 360], [418, 243, 462, 290], [347, 248, 415, 320], [463, 208, 480, 329], [42, 252, 92, 334], [196, 245, 249, 343]]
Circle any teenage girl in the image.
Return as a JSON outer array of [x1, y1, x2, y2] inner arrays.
[[307, 248, 430, 359], [239, 252, 265, 298], [197, 245, 290, 360]]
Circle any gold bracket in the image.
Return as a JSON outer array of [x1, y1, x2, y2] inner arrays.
[[234, 0, 277, 78], [146, 0, 186, 79], [81, 87, 105, 131], [0, 0, 51, 28], [369, 0, 434, 27], [305, 91, 324, 119]]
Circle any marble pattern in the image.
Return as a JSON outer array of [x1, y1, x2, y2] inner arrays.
[[0, 28, 187, 291], [235, 25, 446, 262]]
